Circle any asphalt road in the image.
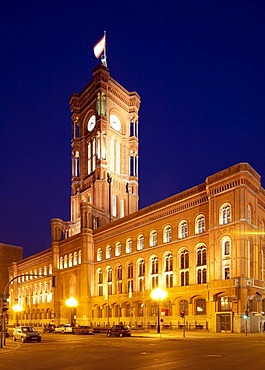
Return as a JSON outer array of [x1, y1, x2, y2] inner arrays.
[[1, 332, 265, 370]]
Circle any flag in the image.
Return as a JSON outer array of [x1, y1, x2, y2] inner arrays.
[[93, 34, 106, 59]]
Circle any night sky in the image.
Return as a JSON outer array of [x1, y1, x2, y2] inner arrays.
[[1, 0, 265, 258]]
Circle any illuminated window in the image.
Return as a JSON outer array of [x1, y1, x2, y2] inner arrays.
[[97, 248, 102, 262], [164, 226, 172, 243], [112, 195, 117, 217], [150, 230, 157, 247], [137, 234, 144, 250], [196, 215, 205, 234], [220, 204, 231, 225], [195, 299, 206, 315], [126, 239, 133, 253], [115, 242, 121, 256], [247, 205, 252, 223], [179, 221, 188, 239], [106, 245, 112, 259]]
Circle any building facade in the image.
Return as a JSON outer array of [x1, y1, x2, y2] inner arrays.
[[8, 65, 265, 333]]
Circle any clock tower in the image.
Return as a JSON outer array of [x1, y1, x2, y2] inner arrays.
[[69, 64, 140, 229]]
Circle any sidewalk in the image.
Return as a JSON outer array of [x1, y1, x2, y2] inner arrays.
[[132, 329, 265, 339], [0, 339, 20, 354]]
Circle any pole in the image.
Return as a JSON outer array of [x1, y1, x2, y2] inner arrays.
[[183, 315, 186, 337], [157, 302, 160, 334], [245, 318, 247, 336]]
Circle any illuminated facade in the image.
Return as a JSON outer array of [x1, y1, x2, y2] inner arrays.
[[8, 65, 265, 333]]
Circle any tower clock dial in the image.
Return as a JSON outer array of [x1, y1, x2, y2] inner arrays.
[[87, 115, 96, 131], [110, 114, 121, 131]]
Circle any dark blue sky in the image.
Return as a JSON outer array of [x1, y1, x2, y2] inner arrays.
[[1, 0, 265, 258]]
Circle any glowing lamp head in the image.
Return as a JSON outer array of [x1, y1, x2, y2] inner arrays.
[[151, 288, 167, 301]]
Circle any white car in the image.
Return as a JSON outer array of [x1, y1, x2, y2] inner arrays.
[[13, 326, 42, 342], [54, 324, 73, 334]]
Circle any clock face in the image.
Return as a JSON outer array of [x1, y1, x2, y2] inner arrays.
[[87, 115, 96, 132], [110, 114, 121, 131]]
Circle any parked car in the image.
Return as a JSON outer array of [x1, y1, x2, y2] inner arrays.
[[72, 325, 93, 335], [43, 324, 56, 333], [54, 324, 73, 334], [107, 325, 131, 337], [13, 326, 42, 343]]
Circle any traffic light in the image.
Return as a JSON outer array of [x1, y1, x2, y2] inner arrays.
[[243, 311, 249, 319], [180, 310, 185, 318], [2, 298, 8, 313]]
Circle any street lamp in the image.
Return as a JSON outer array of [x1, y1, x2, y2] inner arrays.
[[12, 303, 23, 327], [65, 298, 78, 327], [151, 288, 167, 334]]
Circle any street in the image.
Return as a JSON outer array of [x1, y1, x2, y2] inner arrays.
[[1, 332, 265, 369]]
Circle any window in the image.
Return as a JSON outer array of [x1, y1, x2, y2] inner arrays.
[[116, 265, 122, 294], [196, 215, 205, 234], [180, 300, 188, 316], [197, 245, 206, 266], [164, 253, 173, 288], [195, 299, 206, 315], [60, 257, 63, 270], [151, 256, 158, 289], [164, 226, 172, 243], [69, 253, 73, 267], [219, 297, 232, 311], [180, 249, 189, 286], [73, 252, 78, 266], [106, 245, 111, 259], [127, 263, 133, 279], [115, 242, 121, 256], [220, 204, 231, 225], [98, 270, 103, 296], [138, 260, 145, 277], [197, 268, 207, 284], [107, 267, 112, 295], [120, 199, 125, 218], [97, 248, 103, 262], [165, 253, 173, 272], [112, 195, 117, 217], [224, 266, 230, 280], [247, 205, 252, 223], [150, 230, 157, 247], [224, 240, 230, 256], [137, 234, 144, 250], [179, 221, 188, 239], [126, 239, 133, 253]]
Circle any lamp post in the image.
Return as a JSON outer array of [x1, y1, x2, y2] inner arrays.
[[65, 298, 78, 327], [151, 288, 167, 334], [12, 303, 23, 327]]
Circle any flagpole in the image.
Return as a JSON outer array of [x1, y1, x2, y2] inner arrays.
[[101, 30, 107, 67]]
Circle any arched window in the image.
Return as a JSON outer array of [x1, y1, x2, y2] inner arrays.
[[164, 226, 172, 243], [247, 205, 252, 223], [107, 267, 112, 295], [164, 253, 173, 288], [73, 252, 78, 266], [195, 215, 205, 234], [127, 262, 133, 295], [116, 265, 122, 294], [220, 204, 231, 225], [112, 195, 117, 217], [179, 220, 188, 239], [224, 240, 230, 256], [97, 248, 103, 262], [165, 253, 173, 272], [180, 250, 189, 286], [197, 245, 206, 266], [195, 298, 206, 315], [106, 245, 112, 259], [78, 250, 81, 264], [49, 264, 52, 274], [69, 253, 73, 267], [59, 257, 63, 270], [196, 245, 207, 284], [115, 242, 121, 256], [137, 234, 144, 250], [98, 269, 103, 296], [151, 256, 158, 289], [150, 230, 157, 247], [120, 198, 125, 218], [126, 238, 133, 253]]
